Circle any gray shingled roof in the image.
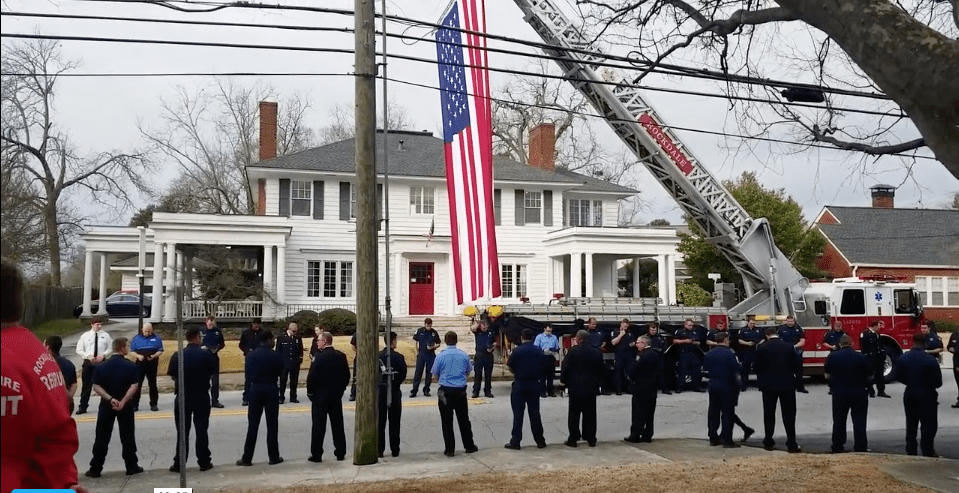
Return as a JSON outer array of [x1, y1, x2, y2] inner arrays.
[[818, 206, 959, 266], [248, 130, 636, 194]]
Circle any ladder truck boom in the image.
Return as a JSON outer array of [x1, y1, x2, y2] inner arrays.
[[512, 0, 808, 319]]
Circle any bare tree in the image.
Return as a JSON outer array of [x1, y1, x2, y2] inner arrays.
[[318, 100, 416, 145], [573, 0, 958, 178], [492, 61, 639, 184], [141, 80, 318, 215], [0, 150, 46, 267], [1, 40, 152, 285]]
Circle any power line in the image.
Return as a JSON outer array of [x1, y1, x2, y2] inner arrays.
[[1, 31, 907, 119], [4, 7, 895, 102]]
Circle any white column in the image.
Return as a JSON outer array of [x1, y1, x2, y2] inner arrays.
[[546, 256, 554, 301], [82, 250, 94, 317], [184, 251, 194, 299], [633, 258, 641, 298], [657, 254, 667, 304], [394, 253, 404, 315], [164, 243, 177, 320], [666, 254, 677, 305], [276, 245, 286, 305], [584, 252, 594, 298], [570, 252, 582, 297], [96, 253, 109, 316], [263, 245, 274, 320], [151, 243, 164, 322]]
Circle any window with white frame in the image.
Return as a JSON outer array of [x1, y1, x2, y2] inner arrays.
[[501, 264, 528, 299], [350, 184, 357, 219], [410, 186, 435, 214], [524, 191, 542, 224], [916, 276, 959, 307], [291, 180, 311, 216], [566, 199, 603, 226], [307, 260, 354, 298]]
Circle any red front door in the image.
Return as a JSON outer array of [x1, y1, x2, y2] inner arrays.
[[409, 262, 434, 315]]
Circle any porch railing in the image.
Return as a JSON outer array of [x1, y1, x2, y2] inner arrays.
[[286, 303, 358, 317], [182, 300, 264, 319]]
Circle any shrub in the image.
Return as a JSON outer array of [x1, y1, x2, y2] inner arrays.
[[277, 308, 357, 337]]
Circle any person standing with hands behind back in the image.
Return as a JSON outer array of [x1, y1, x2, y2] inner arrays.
[[410, 318, 441, 398], [130, 322, 163, 412], [201, 316, 226, 408], [306, 331, 350, 463]]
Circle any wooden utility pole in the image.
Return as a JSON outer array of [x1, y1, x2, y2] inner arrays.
[[353, 0, 379, 465]]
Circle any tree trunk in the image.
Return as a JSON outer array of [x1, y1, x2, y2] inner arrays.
[[43, 199, 62, 286], [776, 0, 959, 173]]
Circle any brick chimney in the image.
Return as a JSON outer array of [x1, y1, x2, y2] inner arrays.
[[259, 101, 278, 161], [870, 184, 895, 208], [528, 123, 556, 171]]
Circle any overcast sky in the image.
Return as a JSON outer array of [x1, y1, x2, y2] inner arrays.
[[4, 0, 957, 227]]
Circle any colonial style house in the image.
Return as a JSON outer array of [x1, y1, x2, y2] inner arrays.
[[814, 185, 959, 326], [78, 103, 683, 322]]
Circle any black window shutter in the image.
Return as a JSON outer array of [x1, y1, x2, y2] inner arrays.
[[339, 182, 351, 220], [543, 190, 553, 226], [313, 181, 324, 219], [494, 189, 501, 226], [279, 179, 291, 217], [514, 189, 525, 226]]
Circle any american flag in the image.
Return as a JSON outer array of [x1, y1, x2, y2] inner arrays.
[[436, 0, 501, 304]]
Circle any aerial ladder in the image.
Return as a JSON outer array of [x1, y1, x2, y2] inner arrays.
[[511, 0, 809, 321]]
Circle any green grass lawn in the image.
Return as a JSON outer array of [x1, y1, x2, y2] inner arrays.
[[30, 318, 87, 342]]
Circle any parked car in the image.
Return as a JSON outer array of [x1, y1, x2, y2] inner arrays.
[[74, 292, 152, 318]]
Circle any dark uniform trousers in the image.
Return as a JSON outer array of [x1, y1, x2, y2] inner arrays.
[[90, 402, 138, 472], [311, 394, 346, 460], [541, 353, 556, 395], [613, 353, 632, 394], [831, 389, 868, 452], [473, 353, 494, 396], [279, 363, 301, 401], [134, 358, 160, 408], [241, 384, 281, 463], [412, 352, 436, 395], [437, 386, 476, 453], [761, 390, 798, 449], [173, 398, 212, 466], [677, 350, 700, 391], [210, 353, 221, 403], [904, 394, 937, 456], [708, 388, 737, 445], [79, 361, 97, 411], [738, 349, 756, 390], [867, 355, 885, 395], [378, 388, 402, 456], [629, 390, 657, 441], [567, 391, 598, 443], [509, 379, 545, 446]]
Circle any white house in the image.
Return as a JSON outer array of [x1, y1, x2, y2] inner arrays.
[[78, 103, 682, 322]]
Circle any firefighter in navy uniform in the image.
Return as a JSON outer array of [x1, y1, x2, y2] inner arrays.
[[238, 318, 273, 406], [821, 320, 847, 395], [703, 332, 743, 448], [86, 337, 143, 477], [672, 319, 703, 393], [167, 327, 217, 472], [948, 331, 959, 408], [919, 322, 943, 357], [306, 331, 350, 462], [611, 319, 637, 395], [410, 318, 441, 398], [776, 316, 807, 393], [276, 322, 305, 404], [471, 319, 497, 398], [237, 331, 284, 466], [201, 316, 226, 408], [736, 319, 763, 391], [624, 335, 661, 443], [645, 324, 671, 395], [378, 332, 408, 458], [824, 335, 871, 453], [859, 320, 889, 398], [894, 333, 942, 457], [504, 329, 548, 450]]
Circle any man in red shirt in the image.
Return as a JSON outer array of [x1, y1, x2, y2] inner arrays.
[[1, 258, 86, 493]]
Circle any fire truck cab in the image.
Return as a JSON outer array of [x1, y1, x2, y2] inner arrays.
[[795, 276, 924, 377]]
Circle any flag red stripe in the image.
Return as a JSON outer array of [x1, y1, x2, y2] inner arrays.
[[444, 143, 464, 304], [458, 130, 479, 300], [464, 126, 485, 298]]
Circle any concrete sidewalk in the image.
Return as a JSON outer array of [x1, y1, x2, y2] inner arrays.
[[77, 437, 957, 492]]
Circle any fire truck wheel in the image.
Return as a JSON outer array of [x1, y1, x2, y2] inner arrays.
[[881, 342, 903, 383]]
